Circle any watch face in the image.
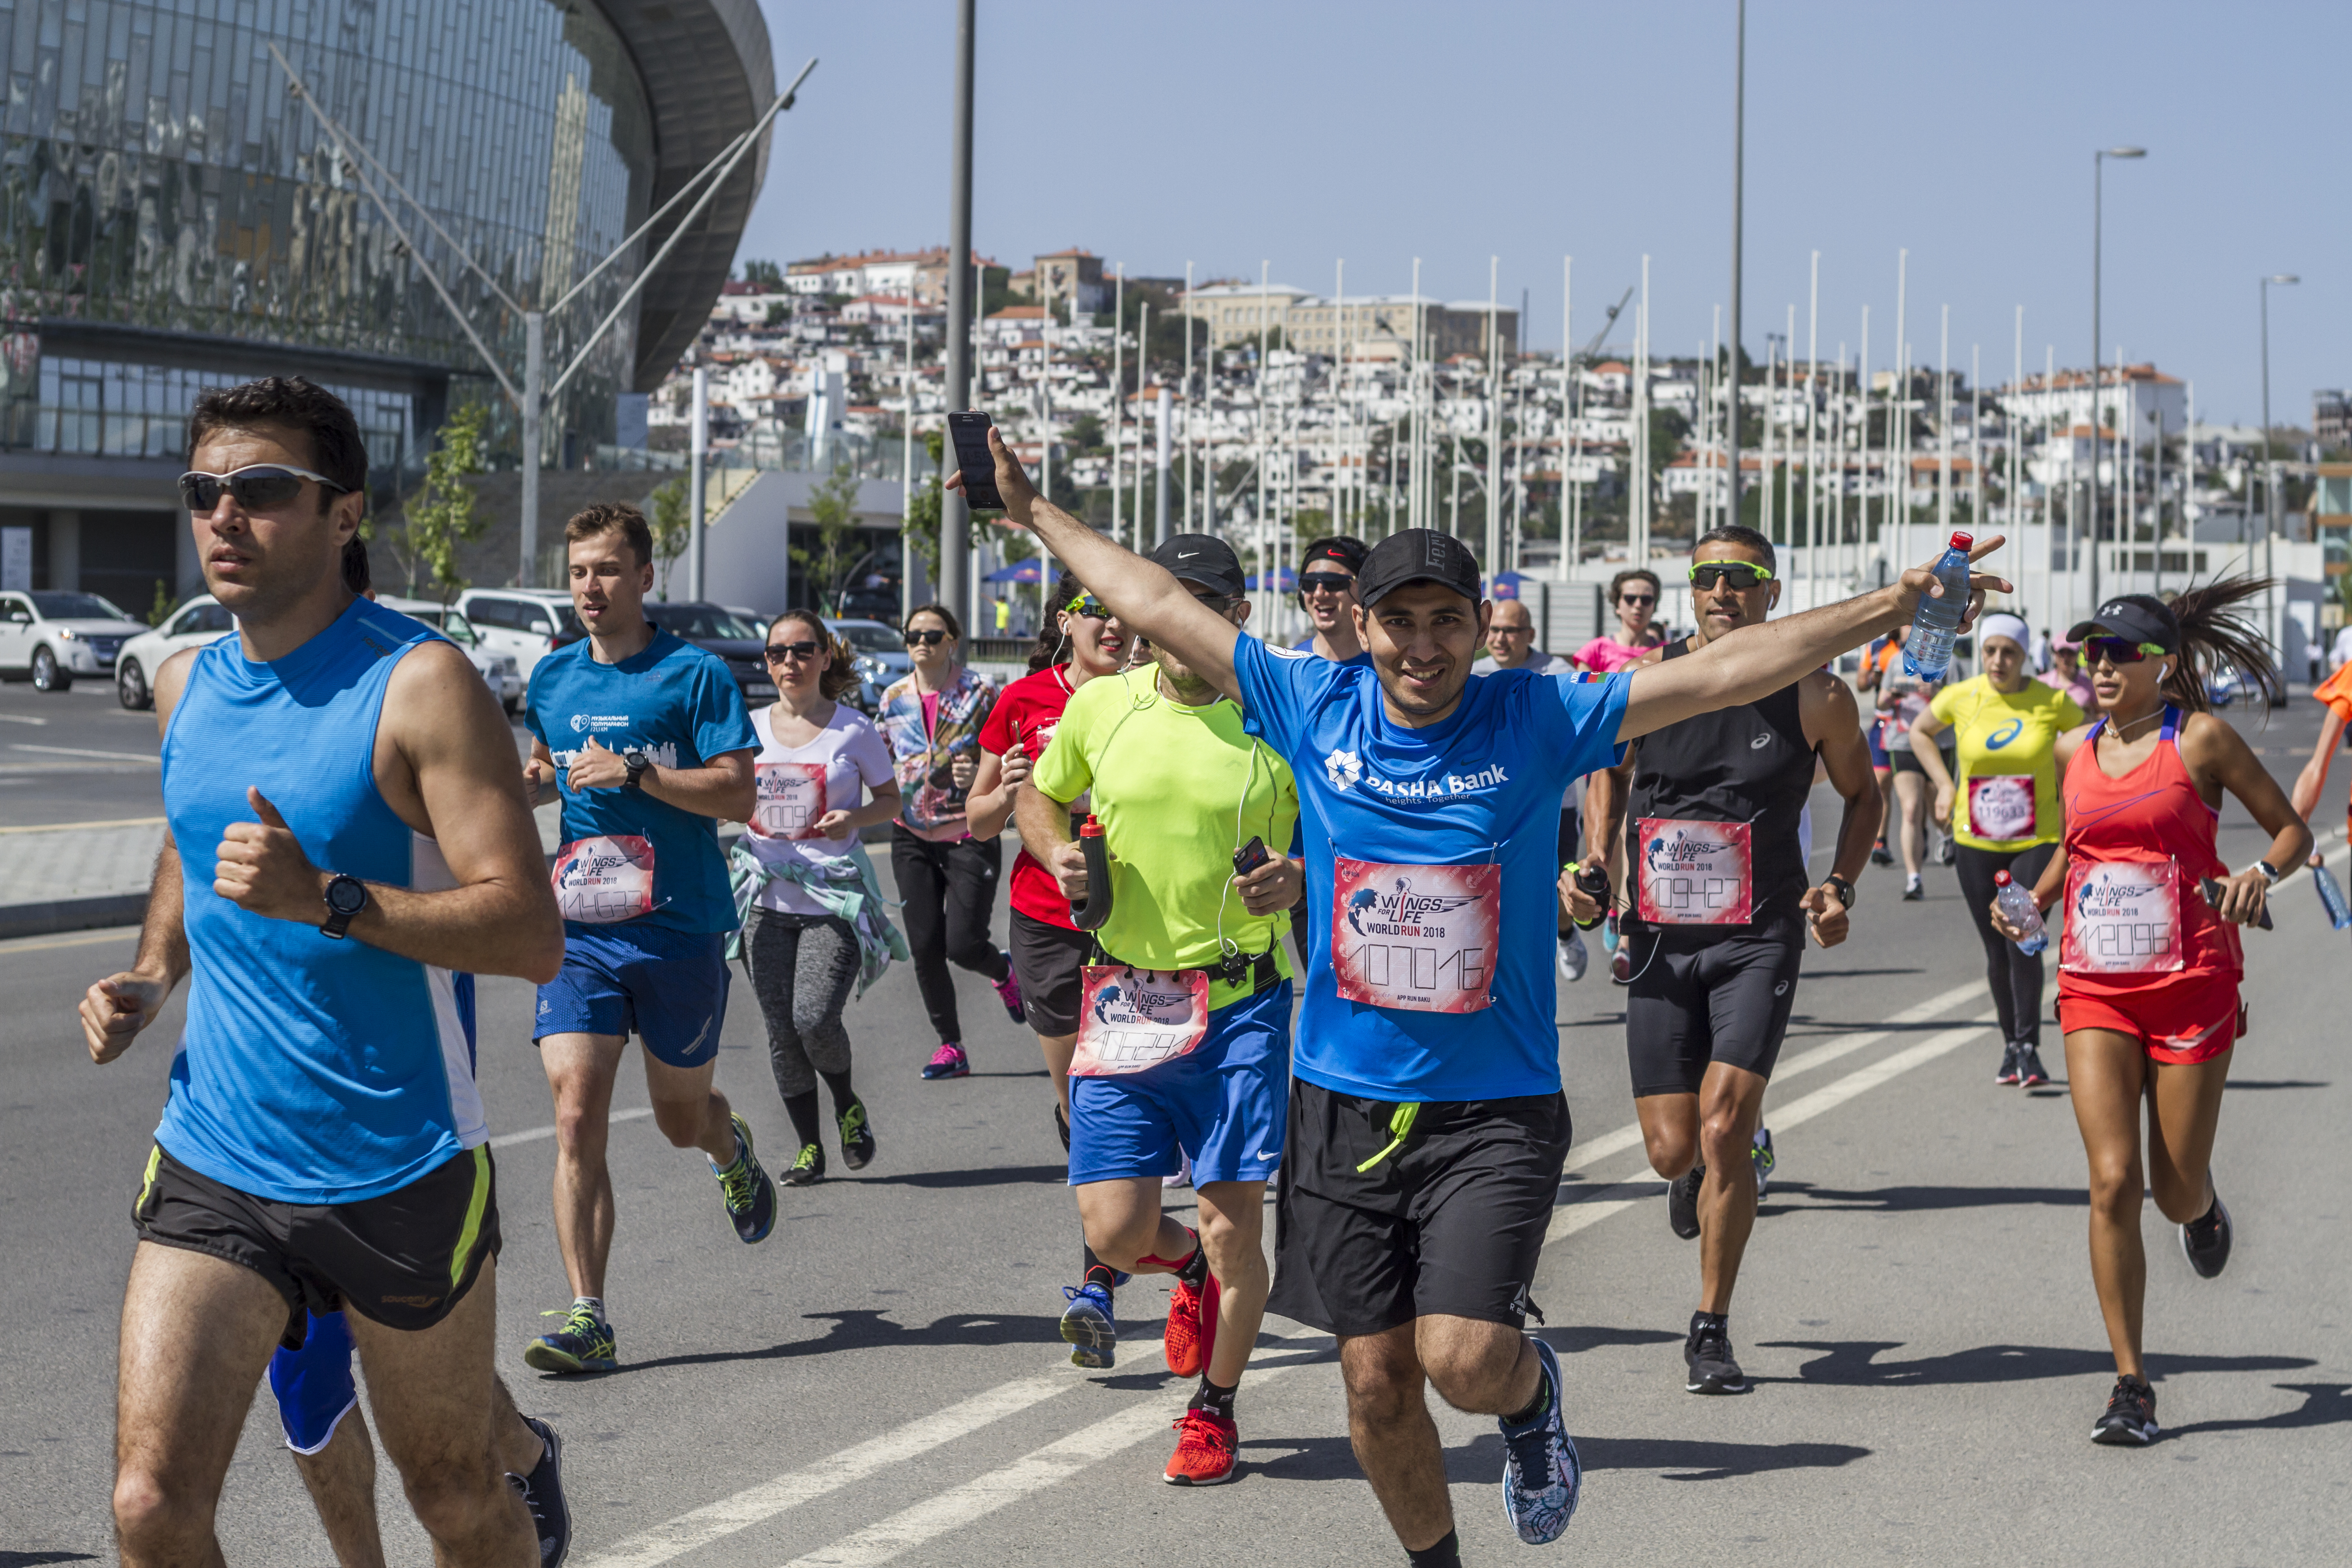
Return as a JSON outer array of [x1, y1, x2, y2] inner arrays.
[[328, 878, 368, 915]]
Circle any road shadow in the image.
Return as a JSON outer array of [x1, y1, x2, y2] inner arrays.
[[0, 1555, 101, 1567], [1784, 967, 1925, 981], [1760, 1181, 2086, 1216], [2221, 1079, 2330, 1091], [1241, 1418, 1869, 1489], [1754, 1340, 2317, 1388], [2167, 1382, 2352, 1437], [1534, 1325, 1686, 1355], [595, 1309, 1071, 1375], [858, 1164, 1070, 1189]]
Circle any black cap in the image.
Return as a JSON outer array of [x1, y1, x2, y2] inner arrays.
[[1148, 533, 1246, 598], [2066, 594, 2179, 654], [1299, 536, 1369, 575], [1353, 529, 1483, 610]]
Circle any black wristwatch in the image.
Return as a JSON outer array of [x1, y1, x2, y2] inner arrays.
[[321, 874, 369, 939], [1823, 873, 1855, 910], [622, 749, 652, 792]]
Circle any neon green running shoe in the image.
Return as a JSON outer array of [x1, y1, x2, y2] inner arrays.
[[524, 1303, 616, 1375], [711, 1112, 777, 1242]]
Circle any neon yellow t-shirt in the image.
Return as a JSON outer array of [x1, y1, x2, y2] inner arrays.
[[1030, 666, 1298, 1009], [1928, 676, 2084, 851]]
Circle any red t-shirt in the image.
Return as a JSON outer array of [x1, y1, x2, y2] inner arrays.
[[978, 664, 1081, 929]]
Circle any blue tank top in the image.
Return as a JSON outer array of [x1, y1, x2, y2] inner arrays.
[[157, 596, 485, 1204]]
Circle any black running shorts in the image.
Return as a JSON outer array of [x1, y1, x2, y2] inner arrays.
[[1009, 909, 1090, 1039], [1268, 1079, 1571, 1338], [132, 1142, 500, 1348], [1623, 909, 1807, 1096]]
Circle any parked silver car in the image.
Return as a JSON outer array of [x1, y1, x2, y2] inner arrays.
[[114, 596, 236, 710], [381, 598, 525, 711], [0, 590, 150, 692]]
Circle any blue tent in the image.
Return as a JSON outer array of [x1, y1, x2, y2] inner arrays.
[[1246, 566, 1296, 591], [1489, 571, 1533, 600], [986, 558, 1048, 584]]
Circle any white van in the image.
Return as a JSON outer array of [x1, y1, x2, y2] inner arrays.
[[452, 588, 582, 689]]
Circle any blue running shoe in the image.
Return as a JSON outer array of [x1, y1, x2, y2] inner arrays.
[[710, 1113, 777, 1243], [1060, 1281, 1117, 1370], [523, 1303, 616, 1375], [508, 1415, 572, 1565], [1498, 1337, 1581, 1545]]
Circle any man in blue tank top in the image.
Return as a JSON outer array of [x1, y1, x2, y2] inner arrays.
[[949, 426, 2003, 1567], [78, 377, 567, 1565], [519, 502, 768, 1376]]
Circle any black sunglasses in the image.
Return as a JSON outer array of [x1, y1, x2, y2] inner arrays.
[[1689, 564, 1771, 592], [1617, 592, 1658, 607], [2083, 636, 2164, 666], [178, 464, 348, 514], [904, 627, 951, 647], [764, 640, 822, 662], [1299, 572, 1355, 595]]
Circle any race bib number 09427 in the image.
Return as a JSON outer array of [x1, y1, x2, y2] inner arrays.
[[1634, 818, 1753, 925], [1329, 858, 1499, 1014]]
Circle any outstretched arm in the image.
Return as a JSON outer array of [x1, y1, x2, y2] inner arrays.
[[2290, 706, 2346, 847], [950, 426, 1245, 702], [1618, 539, 2010, 743]]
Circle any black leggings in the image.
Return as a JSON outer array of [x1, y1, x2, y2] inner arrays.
[[1953, 841, 2057, 1049], [890, 825, 1009, 1044]]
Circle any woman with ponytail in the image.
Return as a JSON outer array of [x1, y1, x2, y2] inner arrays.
[[1992, 580, 2310, 1447]]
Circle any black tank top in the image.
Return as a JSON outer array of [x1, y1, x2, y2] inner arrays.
[[1622, 636, 1813, 931]]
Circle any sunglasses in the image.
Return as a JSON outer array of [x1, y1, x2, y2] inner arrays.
[[178, 464, 348, 513], [2083, 636, 2167, 666], [1689, 561, 1774, 592], [764, 640, 823, 663], [1299, 572, 1355, 596], [1617, 593, 1657, 608], [1064, 595, 1110, 619], [904, 627, 952, 647]]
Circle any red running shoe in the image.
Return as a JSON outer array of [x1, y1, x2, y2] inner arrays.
[[1163, 1408, 1238, 1485], [1163, 1267, 1220, 1380]]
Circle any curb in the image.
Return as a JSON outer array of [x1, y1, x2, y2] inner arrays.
[[0, 892, 149, 941]]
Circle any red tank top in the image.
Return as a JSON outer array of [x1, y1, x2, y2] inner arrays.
[[2059, 706, 2240, 980]]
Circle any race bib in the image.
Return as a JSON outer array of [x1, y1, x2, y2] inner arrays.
[[1069, 965, 1210, 1077], [1329, 857, 1499, 1014], [2059, 859, 2183, 975], [1634, 818, 1754, 925], [1967, 774, 2036, 842], [551, 836, 656, 924], [752, 761, 828, 842]]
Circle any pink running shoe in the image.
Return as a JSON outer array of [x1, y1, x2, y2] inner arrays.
[[921, 1042, 970, 1080], [992, 954, 1026, 1024]]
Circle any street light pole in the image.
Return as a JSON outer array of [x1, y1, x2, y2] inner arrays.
[[2089, 144, 2145, 614], [2261, 272, 2299, 654], [1726, 0, 1746, 529], [940, 0, 978, 631]]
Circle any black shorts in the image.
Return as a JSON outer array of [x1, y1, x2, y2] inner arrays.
[[1889, 744, 1953, 779], [1009, 909, 1090, 1038], [1623, 910, 1807, 1096], [1268, 1079, 1571, 1338], [133, 1143, 500, 1348]]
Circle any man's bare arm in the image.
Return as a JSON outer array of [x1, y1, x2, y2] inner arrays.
[[1810, 677, 1881, 891], [563, 734, 757, 823], [953, 425, 1243, 701], [80, 650, 202, 1062]]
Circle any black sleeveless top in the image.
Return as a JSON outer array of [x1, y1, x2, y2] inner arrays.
[[1621, 637, 1813, 931]]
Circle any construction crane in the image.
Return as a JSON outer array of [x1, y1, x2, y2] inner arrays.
[[1578, 286, 1636, 364]]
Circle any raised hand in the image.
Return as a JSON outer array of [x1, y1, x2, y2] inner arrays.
[[1891, 534, 2012, 631]]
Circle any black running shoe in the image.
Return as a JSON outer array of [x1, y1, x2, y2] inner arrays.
[[712, 1113, 777, 1243], [508, 1416, 572, 1565], [1666, 1165, 1704, 1241], [2092, 1375, 2158, 1445], [1684, 1320, 1748, 1395], [1995, 1043, 2022, 1085], [838, 1100, 877, 1170], [781, 1141, 824, 1187], [2017, 1047, 2051, 1088], [1870, 841, 1895, 867], [1902, 874, 1924, 901], [2180, 1193, 2233, 1279], [1936, 833, 1956, 866]]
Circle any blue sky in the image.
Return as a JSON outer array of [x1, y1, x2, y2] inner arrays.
[[739, 1, 2343, 429]]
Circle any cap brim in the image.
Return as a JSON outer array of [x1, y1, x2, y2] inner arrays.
[[2064, 618, 2117, 644], [1360, 572, 1478, 609]]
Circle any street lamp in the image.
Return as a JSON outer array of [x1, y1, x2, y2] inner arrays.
[[2261, 272, 2298, 656], [2088, 144, 2144, 616]]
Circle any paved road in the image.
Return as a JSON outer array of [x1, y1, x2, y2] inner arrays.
[[3, 697, 2347, 1565]]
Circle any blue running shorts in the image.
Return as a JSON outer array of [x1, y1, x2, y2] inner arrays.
[[535, 921, 730, 1067], [268, 1308, 358, 1455], [1068, 980, 1292, 1186]]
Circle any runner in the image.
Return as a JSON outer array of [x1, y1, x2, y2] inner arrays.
[[1571, 525, 1879, 1397], [80, 375, 564, 1563], [1293, 536, 1373, 665], [1015, 532, 1303, 1485], [2288, 654, 2352, 848], [876, 604, 1024, 1081], [1908, 612, 2082, 1087], [1475, 599, 1589, 983], [730, 611, 906, 1188], [951, 423, 2002, 1561], [1571, 568, 1666, 672], [2039, 634, 2099, 717], [1875, 632, 1949, 899], [1857, 628, 1903, 865], [1990, 586, 2307, 1446], [966, 572, 1142, 1365], [521, 501, 773, 1376]]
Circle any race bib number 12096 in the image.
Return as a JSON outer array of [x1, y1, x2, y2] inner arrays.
[[1329, 858, 1499, 1014]]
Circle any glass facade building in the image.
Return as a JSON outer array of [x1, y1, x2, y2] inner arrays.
[[0, 0, 772, 607]]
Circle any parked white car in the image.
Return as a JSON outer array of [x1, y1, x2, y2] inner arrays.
[[114, 595, 237, 710], [380, 598, 524, 712], [452, 588, 583, 690], [0, 590, 152, 693]]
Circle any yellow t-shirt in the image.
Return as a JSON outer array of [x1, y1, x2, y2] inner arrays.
[[1928, 676, 2084, 851], [1030, 667, 1298, 1009]]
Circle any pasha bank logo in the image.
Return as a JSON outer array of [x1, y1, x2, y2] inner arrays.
[[1323, 749, 1364, 791]]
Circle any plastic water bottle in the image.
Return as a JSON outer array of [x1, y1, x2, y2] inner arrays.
[[1992, 869, 2048, 956], [2315, 864, 2352, 931], [1902, 531, 1975, 681]]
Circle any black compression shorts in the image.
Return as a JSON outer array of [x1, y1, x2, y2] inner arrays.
[[1623, 909, 1807, 1096], [133, 1142, 500, 1348], [1008, 909, 1090, 1038], [1268, 1079, 1571, 1338]]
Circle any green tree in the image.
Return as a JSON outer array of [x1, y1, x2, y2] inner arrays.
[[383, 401, 490, 603], [793, 465, 867, 612], [904, 429, 944, 577], [146, 578, 176, 627], [740, 258, 784, 289], [647, 475, 691, 594]]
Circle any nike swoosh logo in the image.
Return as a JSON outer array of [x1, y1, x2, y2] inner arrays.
[[1178, 551, 1200, 559]]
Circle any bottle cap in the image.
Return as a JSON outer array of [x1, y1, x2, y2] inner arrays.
[[1080, 814, 1103, 838], [1994, 870, 2012, 886], [1949, 531, 1973, 550]]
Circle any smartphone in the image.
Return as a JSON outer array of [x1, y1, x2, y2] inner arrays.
[[946, 410, 1004, 511], [1232, 836, 1270, 878]]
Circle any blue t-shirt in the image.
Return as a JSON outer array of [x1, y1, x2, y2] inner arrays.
[[1291, 634, 1375, 669], [1234, 635, 1629, 1102], [526, 629, 757, 934]]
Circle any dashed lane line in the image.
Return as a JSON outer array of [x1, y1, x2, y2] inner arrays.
[[489, 1106, 652, 1149]]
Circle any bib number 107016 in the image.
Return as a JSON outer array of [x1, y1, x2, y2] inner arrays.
[[1329, 857, 1499, 1014]]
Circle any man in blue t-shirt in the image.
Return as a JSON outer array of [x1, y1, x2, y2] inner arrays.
[[519, 502, 768, 1375], [949, 426, 1999, 1565]]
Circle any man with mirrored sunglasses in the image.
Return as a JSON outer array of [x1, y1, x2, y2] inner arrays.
[[1292, 537, 1372, 667]]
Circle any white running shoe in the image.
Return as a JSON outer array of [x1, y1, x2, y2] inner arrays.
[[1162, 1150, 1193, 1190], [1750, 1127, 1775, 1199], [1557, 928, 1589, 983]]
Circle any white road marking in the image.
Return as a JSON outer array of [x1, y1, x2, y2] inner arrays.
[[0, 814, 166, 833], [11, 743, 160, 764], [0, 712, 49, 724], [488, 1106, 652, 1149], [1762, 1016, 1995, 1135], [0, 926, 142, 955]]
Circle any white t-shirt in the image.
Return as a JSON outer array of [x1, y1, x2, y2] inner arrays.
[[743, 703, 896, 916], [2331, 626, 2352, 671]]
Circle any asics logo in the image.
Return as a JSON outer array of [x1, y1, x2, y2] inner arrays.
[[1985, 717, 2024, 750], [1750, 733, 1772, 750]]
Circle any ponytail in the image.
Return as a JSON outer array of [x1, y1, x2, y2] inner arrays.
[[2161, 576, 2281, 714]]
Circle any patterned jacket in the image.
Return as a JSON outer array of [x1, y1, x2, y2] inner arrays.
[[877, 666, 998, 838]]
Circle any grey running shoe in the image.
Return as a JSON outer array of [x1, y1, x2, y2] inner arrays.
[[1667, 1164, 1705, 1240], [1557, 927, 1589, 983], [1684, 1318, 1749, 1395], [2092, 1375, 2159, 1445], [1750, 1128, 1775, 1200], [2180, 1193, 2233, 1279]]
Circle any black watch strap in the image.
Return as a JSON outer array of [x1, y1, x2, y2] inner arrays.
[[623, 750, 651, 791], [321, 874, 368, 940], [1824, 873, 1855, 908]]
